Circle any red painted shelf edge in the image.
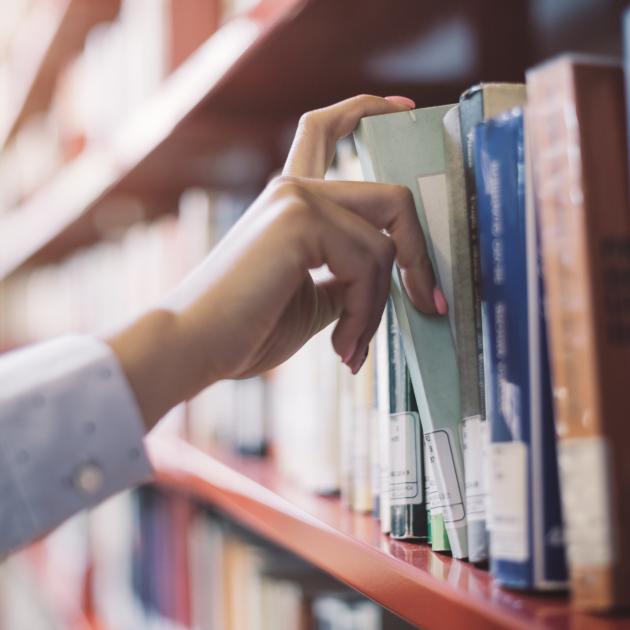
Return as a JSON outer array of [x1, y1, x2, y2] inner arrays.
[[147, 434, 610, 630]]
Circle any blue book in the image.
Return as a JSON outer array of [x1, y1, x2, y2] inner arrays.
[[474, 110, 567, 590]]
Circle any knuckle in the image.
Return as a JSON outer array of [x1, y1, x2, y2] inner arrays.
[[353, 93, 377, 105], [268, 175, 306, 202], [298, 109, 324, 133], [390, 184, 415, 210]]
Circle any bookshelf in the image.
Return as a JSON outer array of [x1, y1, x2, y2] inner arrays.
[[150, 433, 629, 630], [0, 0, 532, 279], [0, 0, 120, 150], [3, 0, 630, 628]]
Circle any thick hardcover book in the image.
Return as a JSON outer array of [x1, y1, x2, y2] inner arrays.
[[475, 109, 567, 590], [527, 55, 630, 611], [355, 105, 467, 558], [458, 83, 526, 563]]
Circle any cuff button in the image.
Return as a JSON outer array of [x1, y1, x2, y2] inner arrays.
[[74, 462, 104, 495]]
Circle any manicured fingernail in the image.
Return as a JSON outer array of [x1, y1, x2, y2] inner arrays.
[[385, 96, 416, 109], [433, 286, 448, 315]]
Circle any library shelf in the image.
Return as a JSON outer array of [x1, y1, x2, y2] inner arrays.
[[0, 0, 120, 150], [0, 0, 530, 281], [148, 433, 630, 630]]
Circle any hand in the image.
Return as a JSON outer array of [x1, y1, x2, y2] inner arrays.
[[107, 95, 444, 428]]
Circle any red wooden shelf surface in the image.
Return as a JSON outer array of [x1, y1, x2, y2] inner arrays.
[[148, 434, 630, 630]]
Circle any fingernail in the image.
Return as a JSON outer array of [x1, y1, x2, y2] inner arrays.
[[351, 345, 369, 375], [384, 96, 416, 109], [433, 286, 448, 315]]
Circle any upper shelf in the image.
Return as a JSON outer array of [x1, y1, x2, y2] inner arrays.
[[0, 0, 121, 150], [0, 0, 533, 280], [148, 434, 630, 630]]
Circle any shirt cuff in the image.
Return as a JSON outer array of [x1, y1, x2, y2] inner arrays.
[[0, 335, 153, 555]]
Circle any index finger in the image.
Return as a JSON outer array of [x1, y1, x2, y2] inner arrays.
[[283, 95, 415, 179]]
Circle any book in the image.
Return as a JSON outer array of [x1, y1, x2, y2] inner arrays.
[[458, 83, 527, 563], [527, 54, 630, 611], [387, 305, 428, 540], [355, 105, 467, 558], [375, 307, 392, 533], [474, 108, 567, 590]]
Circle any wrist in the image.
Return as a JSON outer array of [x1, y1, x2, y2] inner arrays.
[[106, 308, 194, 430]]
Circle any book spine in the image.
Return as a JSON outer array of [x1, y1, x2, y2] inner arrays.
[[389, 410, 428, 541], [458, 90, 489, 564], [475, 112, 531, 588], [524, 111, 568, 589], [527, 58, 630, 610], [443, 104, 487, 562], [388, 305, 428, 540], [376, 305, 392, 533]]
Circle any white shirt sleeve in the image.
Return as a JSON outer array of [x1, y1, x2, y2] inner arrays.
[[0, 335, 153, 556]]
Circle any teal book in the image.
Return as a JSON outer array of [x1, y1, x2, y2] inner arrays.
[[355, 105, 467, 559]]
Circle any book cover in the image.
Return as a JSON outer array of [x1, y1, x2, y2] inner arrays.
[[475, 109, 567, 590], [355, 105, 467, 558], [458, 83, 527, 563], [527, 54, 630, 610]]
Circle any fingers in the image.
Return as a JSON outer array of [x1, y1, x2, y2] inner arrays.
[[283, 94, 415, 179], [279, 185, 395, 372], [269, 177, 440, 315]]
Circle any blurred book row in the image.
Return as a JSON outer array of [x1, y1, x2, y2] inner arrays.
[[0, 0, 257, 214], [0, 489, 412, 630]]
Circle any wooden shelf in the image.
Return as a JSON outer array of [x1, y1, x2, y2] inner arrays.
[[148, 434, 630, 630], [0, 0, 533, 280], [0, 0, 121, 150]]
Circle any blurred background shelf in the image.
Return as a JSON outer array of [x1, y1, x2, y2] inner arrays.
[[1, 0, 624, 281], [0, 0, 121, 151], [0, 0, 539, 280], [148, 433, 630, 630]]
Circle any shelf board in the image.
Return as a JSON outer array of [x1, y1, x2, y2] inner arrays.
[[148, 434, 630, 630], [0, 0, 532, 280], [0, 0, 121, 149]]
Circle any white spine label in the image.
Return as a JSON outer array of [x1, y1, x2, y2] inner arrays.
[[389, 412, 423, 506], [425, 428, 465, 523], [488, 441, 528, 562], [462, 415, 487, 522], [557, 437, 614, 568]]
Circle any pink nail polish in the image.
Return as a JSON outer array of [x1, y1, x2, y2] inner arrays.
[[433, 286, 448, 315], [384, 95, 416, 109]]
